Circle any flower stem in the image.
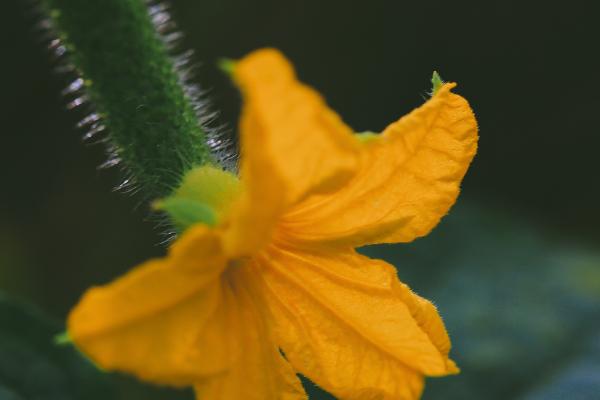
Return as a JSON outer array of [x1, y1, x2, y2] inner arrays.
[[42, 0, 215, 198]]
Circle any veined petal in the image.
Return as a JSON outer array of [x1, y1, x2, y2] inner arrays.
[[259, 246, 457, 400], [235, 49, 359, 205], [283, 83, 478, 247], [67, 226, 230, 386], [224, 49, 359, 256], [195, 265, 307, 400]]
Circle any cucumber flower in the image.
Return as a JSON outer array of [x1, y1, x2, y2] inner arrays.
[[67, 49, 478, 399]]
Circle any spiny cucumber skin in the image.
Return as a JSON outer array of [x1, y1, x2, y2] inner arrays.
[[42, 0, 221, 199]]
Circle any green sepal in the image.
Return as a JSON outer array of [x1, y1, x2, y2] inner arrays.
[[154, 198, 217, 230], [155, 165, 242, 232], [218, 58, 237, 76], [54, 331, 72, 346], [173, 166, 241, 213], [431, 71, 444, 95]]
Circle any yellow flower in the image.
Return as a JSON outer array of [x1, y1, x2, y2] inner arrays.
[[67, 49, 478, 399]]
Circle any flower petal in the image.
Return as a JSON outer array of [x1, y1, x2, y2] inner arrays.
[[235, 49, 360, 205], [259, 246, 457, 400], [67, 226, 230, 386], [283, 83, 478, 247], [195, 265, 307, 400], [224, 49, 359, 256]]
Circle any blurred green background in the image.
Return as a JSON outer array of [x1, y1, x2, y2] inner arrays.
[[1, 0, 599, 399]]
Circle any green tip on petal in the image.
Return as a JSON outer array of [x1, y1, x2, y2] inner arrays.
[[53, 331, 106, 372], [218, 58, 237, 76], [431, 71, 444, 95], [54, 331, 72, 346], [355, 131, 379, 144]]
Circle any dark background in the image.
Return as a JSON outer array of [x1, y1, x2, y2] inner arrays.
[[1, 0, 599, 399]]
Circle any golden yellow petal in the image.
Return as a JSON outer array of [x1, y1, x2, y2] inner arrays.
[[67, 226, 230, 386], [194, 265, 307, 400], [259, 246, 457, 400], [235, 49, 359, 205], [224, 48, 359, 256], [283, 83, 478, 247]]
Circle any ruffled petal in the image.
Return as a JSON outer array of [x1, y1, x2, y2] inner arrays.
[[67, 226, 230, 386], [283, 83, 478, 247], [195, 265, 307, 400], [224, 49, 359, 256], [235, 49, 360, 205], [259, 246, 457, 400]]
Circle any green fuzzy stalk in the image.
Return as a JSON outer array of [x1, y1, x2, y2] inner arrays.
[[43, 0, 215, 198]]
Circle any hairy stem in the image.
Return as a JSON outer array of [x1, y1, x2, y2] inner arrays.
[[43, 0, 215, 198]]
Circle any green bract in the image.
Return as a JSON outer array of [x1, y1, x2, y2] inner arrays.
[[156, 166, 241, 231]]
